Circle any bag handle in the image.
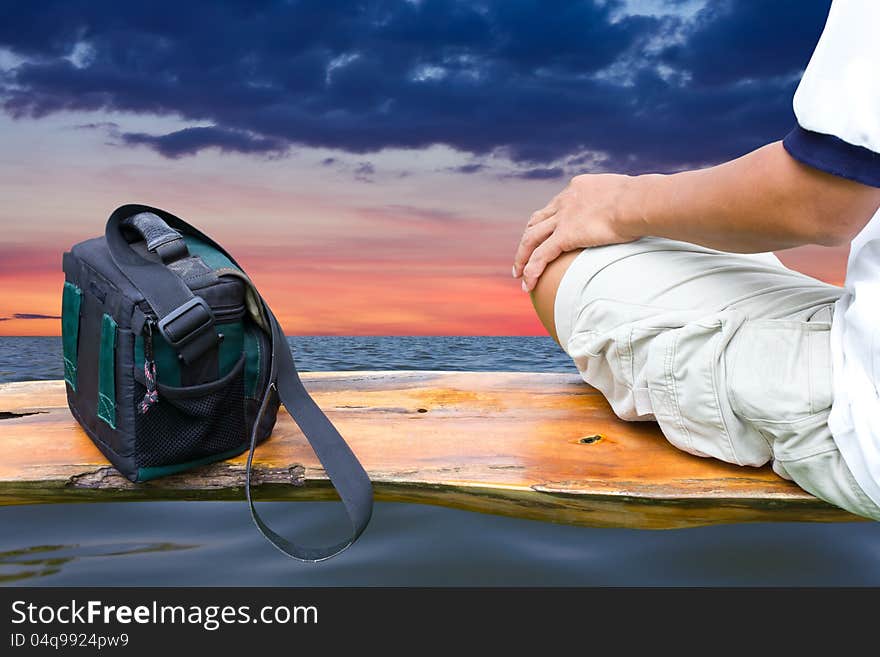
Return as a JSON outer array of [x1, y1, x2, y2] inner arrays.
[[122, 211, 190, 263], [107, 204, 373, 562]]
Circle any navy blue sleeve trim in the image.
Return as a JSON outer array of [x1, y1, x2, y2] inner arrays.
[[783, 125, 880, 188]]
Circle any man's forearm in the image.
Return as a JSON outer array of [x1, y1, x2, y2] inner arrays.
[[514, 140, 880, 291], [619, 141, 880, 252]]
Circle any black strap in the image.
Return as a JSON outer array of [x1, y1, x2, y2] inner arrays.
[[107, 204, 373, 562], [246, 308, 373, 561]]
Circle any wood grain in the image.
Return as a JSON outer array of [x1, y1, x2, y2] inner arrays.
[[0, 373, 859, 527]]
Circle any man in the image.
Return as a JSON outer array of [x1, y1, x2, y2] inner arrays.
[[513, 0, 880, 520]]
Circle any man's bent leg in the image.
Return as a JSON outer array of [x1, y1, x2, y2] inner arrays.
[[527, 238, 880, 520], [528, 237, 842, 464]]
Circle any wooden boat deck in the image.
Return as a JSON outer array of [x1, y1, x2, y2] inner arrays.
[[0, 372, 859, 528]]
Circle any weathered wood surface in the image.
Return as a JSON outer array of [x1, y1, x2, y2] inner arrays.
[[0, 372, 859, 528]]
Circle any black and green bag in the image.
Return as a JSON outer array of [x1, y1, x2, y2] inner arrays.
[[62, 204, 372, 561]]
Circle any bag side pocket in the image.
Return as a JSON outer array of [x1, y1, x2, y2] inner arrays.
[[134, 355, 247, 478], [97, 313, 117, 428], [61, 281, 83, 390]]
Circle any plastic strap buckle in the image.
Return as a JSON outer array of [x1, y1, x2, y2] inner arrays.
[[156, 297, 216, 357]]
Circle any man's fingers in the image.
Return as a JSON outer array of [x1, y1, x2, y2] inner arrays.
[[521, 234, 564, 292], [527, 203, 557, 228], [512, 218, 556, 278]]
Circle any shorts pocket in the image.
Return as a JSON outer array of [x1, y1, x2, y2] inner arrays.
[[728, 319, 832, 424], [567, 298, 687, 421], [644, 311, 773, 467], [645, 319, 735, 462], [133, 354, 247, 472]]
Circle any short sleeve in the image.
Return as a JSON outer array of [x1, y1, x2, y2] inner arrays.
[[783, 0, 880, 188]]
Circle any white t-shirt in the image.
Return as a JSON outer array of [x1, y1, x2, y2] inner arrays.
[[783, 0, 880, 505]]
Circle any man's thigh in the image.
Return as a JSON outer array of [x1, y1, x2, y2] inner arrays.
[[548, 237, 842, 349]]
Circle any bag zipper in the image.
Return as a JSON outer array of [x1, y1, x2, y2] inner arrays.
[[137, 300, 246, 324]]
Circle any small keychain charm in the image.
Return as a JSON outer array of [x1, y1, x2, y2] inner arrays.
[[139, 323, 159, 414]]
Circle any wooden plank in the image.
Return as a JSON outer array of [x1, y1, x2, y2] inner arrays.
[[0, 373, 859, 528]]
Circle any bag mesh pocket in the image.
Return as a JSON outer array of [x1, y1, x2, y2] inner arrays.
[[134, 355, 247, 468]]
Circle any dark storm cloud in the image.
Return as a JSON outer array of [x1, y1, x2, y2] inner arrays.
[[73, 121, 119, 130], [505, 167, 566, 180], [0, 0, 832, 172], [660, 0, 832, 86], [353, 162, 375, 182], [448, 163, 486, 174], [122, 126, 287, 158], [0, 313, 61, 321]]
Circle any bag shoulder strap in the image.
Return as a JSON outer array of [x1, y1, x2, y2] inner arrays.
[[106, 204, 373, 562], [247, 309, 373, 561]]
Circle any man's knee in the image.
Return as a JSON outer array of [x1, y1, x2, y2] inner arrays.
[[529, 240, 663, 344], [529, 249, 584, 345]]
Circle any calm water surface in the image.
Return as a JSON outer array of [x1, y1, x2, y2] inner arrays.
[[2, 336, 879, 586]]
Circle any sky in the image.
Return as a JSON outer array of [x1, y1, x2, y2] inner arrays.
[[0, 0, 845, 336]]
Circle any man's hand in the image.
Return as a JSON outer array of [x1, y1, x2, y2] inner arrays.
[[512, 173, 638, 291]]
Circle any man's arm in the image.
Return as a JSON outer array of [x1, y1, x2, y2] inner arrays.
[[513, 141, 880, 292]]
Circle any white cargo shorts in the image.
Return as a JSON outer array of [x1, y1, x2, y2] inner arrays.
[[554, 237, 880, 521]]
